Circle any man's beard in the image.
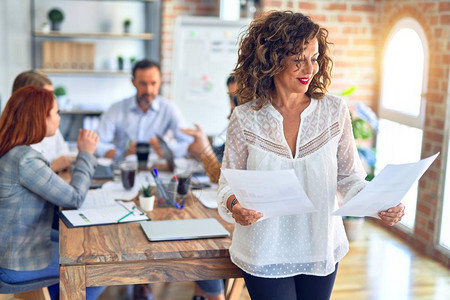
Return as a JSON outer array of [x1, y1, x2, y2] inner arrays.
[[137, 94, 154, 109]]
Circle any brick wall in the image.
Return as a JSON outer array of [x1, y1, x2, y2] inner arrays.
[[158, 0, 450, 267], [261, 0, 450, 267], [262, 0, 380, 106], [376, 0, 450, 268]]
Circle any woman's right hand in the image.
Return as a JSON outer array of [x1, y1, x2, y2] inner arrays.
[[181, 124, 212, 158], [77, 129, 98, 155], [232, 203, 263, 226]]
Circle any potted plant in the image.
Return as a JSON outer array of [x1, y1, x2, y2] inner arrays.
[[48, 8, 64, 31], [139, 185, 155, 211], [54, 85, 66, 98], [117, 56, 124, 70], [54, 85, 70, 110], [123, 19, 131, 33], [129, 57, 137, 68], [340, 87, 379, 241]]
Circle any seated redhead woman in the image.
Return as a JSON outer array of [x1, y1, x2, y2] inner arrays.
[[0, 86, 105, 300]]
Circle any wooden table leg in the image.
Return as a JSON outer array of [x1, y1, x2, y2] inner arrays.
[[60, 265, 86, 300], [225, 278, 245, 300]]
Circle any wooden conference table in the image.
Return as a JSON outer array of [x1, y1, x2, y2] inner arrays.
[[58, 192, 242, 299]]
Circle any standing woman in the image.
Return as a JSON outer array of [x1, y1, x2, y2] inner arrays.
[[218, 11, 405, 300], [0, 86, 104, 299]]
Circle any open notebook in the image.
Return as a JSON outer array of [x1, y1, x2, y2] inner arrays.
[[60, 189, 149, 228]]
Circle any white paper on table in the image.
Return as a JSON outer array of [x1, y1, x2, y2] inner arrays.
[[81, 189, 116, 208], [333, 153, 439, 217], [192, 183, 219, 209], [101, 181, 140, 200], [61, 191, 148, 227], [221, 169, 317, 220]]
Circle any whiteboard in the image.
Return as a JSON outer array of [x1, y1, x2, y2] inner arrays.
[[171, 16, 250, 136]]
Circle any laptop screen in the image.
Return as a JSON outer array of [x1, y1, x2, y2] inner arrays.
[[156, 135, 176, 172]]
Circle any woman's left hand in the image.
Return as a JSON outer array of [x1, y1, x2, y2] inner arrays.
[[378, 203, 405, 226]]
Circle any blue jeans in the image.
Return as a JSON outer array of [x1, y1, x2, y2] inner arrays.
[[196, 279, 224, 297], [0, 241, 105, 300]]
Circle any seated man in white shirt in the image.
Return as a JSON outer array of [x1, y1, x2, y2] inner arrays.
[[12, 70, 72, 173], [96, 59, 193, 161]]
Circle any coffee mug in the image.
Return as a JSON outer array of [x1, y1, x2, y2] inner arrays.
[[136, 142, 150, 170], [120, 161, 137, 190], [177, 174, 191, 195]]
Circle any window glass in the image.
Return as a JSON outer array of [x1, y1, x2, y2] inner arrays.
[[439, 140, 450, 249], [381, 28, 424, 117], [376, 119, 423, 228]]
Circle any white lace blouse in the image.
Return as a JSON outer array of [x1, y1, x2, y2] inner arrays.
[[218, 94, 368, 278]]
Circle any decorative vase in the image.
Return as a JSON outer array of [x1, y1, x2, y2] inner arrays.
[[51, 21, 61, 31], [118, 59, 124, 71], [343, 218, 364, 241], [139, 195, 155, 211], [124, 24, 130, 33]]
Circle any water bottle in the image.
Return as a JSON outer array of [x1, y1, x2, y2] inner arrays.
[[168, 175, 178, 205]]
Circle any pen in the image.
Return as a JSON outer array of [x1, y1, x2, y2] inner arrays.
[[150, 168, 172, 205], [175, 199, 185, 209], [117, 210, 133, 223]]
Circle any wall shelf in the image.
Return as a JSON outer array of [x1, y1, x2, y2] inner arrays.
[[33, 31, 153, 40], [37, 68, 132, 76]]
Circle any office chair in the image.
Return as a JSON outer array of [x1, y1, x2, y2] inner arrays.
[[0, 277, 58, 300]]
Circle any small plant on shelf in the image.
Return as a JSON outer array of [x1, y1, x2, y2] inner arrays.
[[123, 19, 131, 33], [117, 56, 124, 71], [53, 85, 66, 98], [48, 8, 64, 31], [54, 85, 70, 110], [130, 57, 137, 68]]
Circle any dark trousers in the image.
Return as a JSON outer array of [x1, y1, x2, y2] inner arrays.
[[241, 264, 338, 300]]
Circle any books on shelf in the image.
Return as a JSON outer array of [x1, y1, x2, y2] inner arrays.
[[42, 41, 95, 71]]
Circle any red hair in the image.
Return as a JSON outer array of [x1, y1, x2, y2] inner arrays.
[[0, 86, 54, 157]]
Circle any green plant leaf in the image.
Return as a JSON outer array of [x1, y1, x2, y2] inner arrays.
[[352, 118, 373, 140], [340, 86, 356, 97], [48, 8, 64, 22], [141, 185, 154, 197], [54, 86, 66, 97]]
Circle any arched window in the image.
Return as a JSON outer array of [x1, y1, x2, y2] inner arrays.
[[376, 18, 428, 229], [439, 71, 450, 250]]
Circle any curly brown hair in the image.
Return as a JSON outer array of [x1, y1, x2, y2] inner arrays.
[[233, 11, 333, 110]]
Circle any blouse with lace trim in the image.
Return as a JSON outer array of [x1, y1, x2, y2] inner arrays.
[[217, 94, 368, 278]]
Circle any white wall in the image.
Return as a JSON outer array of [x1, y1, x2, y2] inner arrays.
[[0, 0, 32, 110], [0, 0, 150, 111]]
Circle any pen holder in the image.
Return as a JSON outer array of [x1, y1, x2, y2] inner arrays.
[[156, 182, 177, 207]]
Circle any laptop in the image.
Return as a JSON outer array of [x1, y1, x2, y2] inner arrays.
[[156, 135, 176, 172], [92, 164, 114, 180], [140, 218, 230, 242]]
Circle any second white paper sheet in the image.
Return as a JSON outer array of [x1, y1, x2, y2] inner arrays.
[[333, 153, 439, 217], [221, 169, 317, 220]]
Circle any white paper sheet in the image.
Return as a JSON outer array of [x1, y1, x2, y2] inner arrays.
[[61, 190, 149, 227], [221, 169, 317, 220], [192, 183, 219, 209], [333, 153, 439, 217]]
